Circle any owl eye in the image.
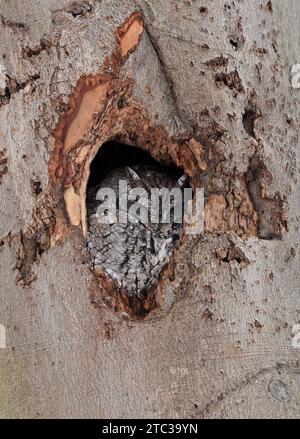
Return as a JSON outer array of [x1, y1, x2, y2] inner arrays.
[[149, 235, 156, 254], [172, 233, 180, 243]]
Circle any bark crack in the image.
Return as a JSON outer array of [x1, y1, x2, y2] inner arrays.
[[144, 26, 185, 130], [195, 361, 300, 418], [0, 73, 40, 107]]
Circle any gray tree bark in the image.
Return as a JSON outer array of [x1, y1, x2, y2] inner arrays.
[[0, 0, 299, 418]]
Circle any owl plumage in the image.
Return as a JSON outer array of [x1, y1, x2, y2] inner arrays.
[[86, 165, 185, 298]]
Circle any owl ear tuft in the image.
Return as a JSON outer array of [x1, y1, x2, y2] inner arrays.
[[177, 174, 187, 188], [127, 166, 141, 181]]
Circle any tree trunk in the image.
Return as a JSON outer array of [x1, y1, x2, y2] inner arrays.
[[0, 0, 299, 419]]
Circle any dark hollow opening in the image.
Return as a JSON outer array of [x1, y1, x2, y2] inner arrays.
[[88, 140, 182, 188]]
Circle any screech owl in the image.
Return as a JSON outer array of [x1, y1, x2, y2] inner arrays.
[[86, 164, 186, 298]]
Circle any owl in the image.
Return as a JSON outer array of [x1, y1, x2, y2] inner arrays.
[[86, 164, 186, 298]]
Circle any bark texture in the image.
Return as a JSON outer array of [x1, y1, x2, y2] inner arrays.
[[0, 0, 299, 418]]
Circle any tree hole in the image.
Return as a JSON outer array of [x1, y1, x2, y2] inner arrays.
[[86, 140, 187, 316]]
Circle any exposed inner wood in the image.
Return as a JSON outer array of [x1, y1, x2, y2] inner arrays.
[[116, 12, 144, 59], [64, 82, 110, 152]]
